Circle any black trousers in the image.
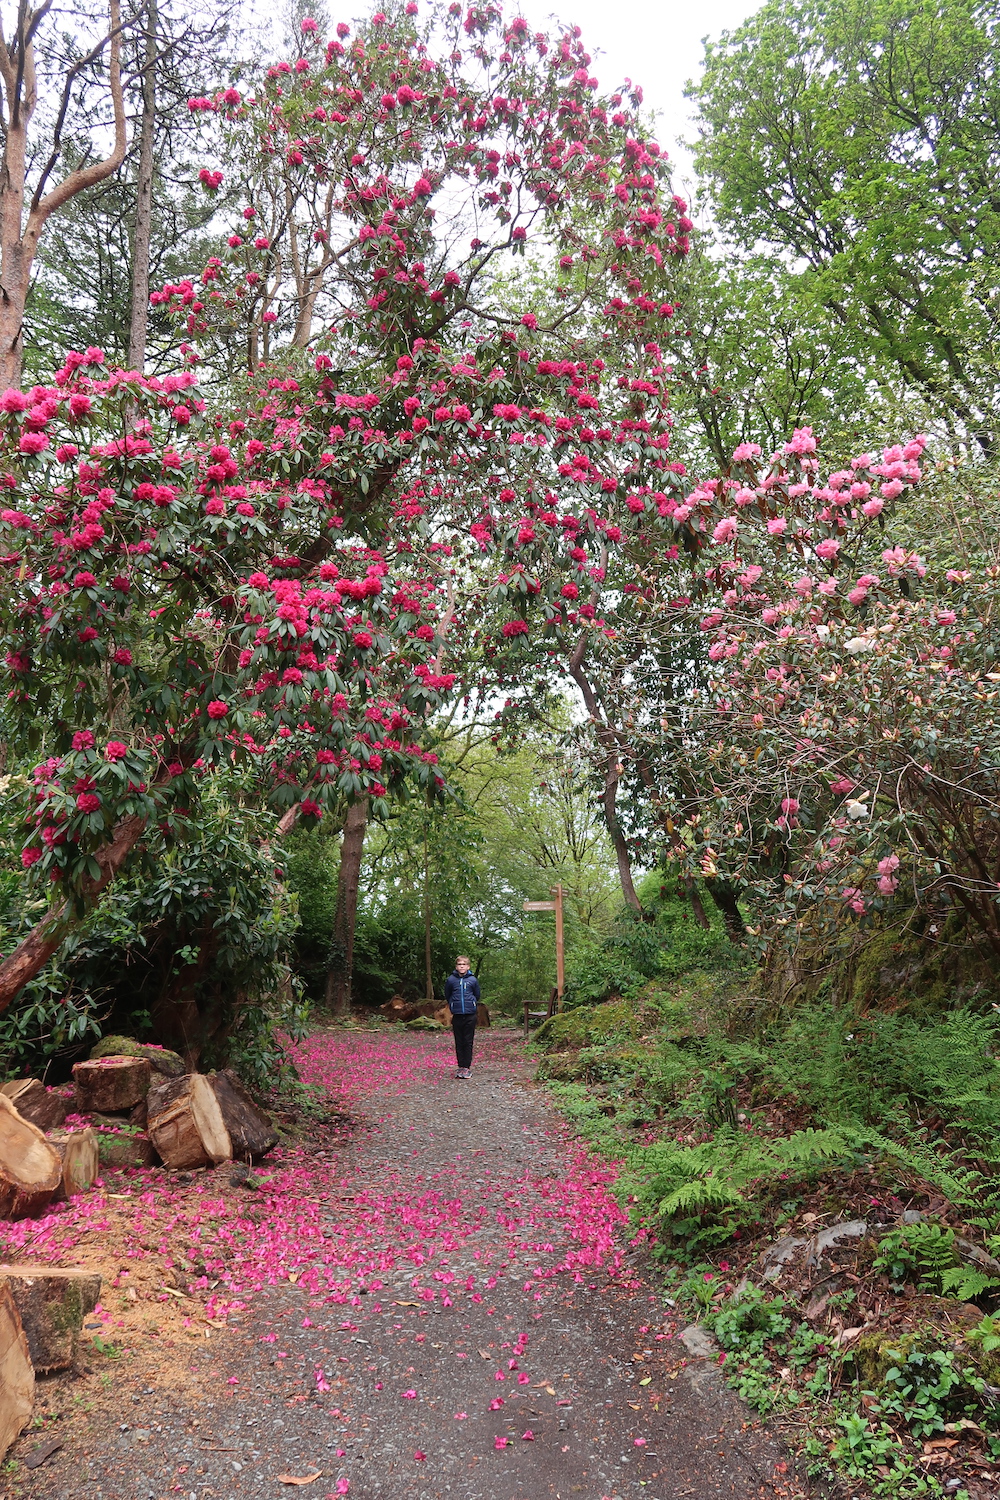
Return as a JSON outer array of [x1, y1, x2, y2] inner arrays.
[[452, 1012, 477, 1069]]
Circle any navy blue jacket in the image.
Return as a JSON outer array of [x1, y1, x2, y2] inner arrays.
[[445, 969, 480, 1015]]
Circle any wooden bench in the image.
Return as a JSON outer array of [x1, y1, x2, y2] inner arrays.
[[523, 987, 558, 1037]]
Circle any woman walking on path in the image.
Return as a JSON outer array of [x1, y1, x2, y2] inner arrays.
[[445, 955, 480, 1079]]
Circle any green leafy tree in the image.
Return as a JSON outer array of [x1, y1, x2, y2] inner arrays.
[[689, 0, 1000, 457]]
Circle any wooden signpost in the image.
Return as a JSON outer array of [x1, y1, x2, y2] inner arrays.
[[523, 884, 565, 1012]]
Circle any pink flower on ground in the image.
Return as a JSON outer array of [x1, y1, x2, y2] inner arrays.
[[522, 1429, 535, 1441], [494, 1436, 508, 1450], [413, 1451, 426, 1462], [402, 1389, 417, 1398]]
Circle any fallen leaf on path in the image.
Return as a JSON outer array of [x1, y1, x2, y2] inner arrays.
[[393, 1301, 418, 1307], [639, 1378, 651, 1386], [277, 1472, 322, 1485]]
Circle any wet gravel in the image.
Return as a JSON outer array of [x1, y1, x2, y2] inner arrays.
[[10, 1031, 803, 1499]]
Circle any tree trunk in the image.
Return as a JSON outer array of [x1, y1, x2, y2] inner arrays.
[[567, 651, 643, 915], [324, 798, 369, 1016], [0, 0, 127, 387], [72, 1056, 151, 1114], [146, 1074, 231, 1170], [0, 811, 148, 1017], [0, 1282, 34, 1458], [45, 1129, 99, 1201], [0, 1079, 68, 1132], [0, 1095, 62, 1219], [705, 878, 747, 943], [0, 1265, 101, 1375], [423, 823, 434, 1001], [127, 0, 157, 369], [210, 1071, 277, 1161]]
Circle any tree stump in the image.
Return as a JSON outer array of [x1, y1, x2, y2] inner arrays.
[[147, 1074, 231, 1170], [0, 1265, 101, 1374], [0, 1095, 62, 1220], [0, 1079, 69, 1132], [46, 1130, 99, 1201], [0, 1281, 33, 1458], [72, 1056, 151, 1114], [477, 1003, 491, 1028], [210, 1071, 278, 1162]]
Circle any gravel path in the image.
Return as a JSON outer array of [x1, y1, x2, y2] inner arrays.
[[13, 1029, 804, 1500]]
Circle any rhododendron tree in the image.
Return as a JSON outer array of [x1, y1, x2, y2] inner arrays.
[[676, 475, 1000, 958], [0, 358, 456, 1011], [171, 0, 688, 367], [471, 424, 951, 949]]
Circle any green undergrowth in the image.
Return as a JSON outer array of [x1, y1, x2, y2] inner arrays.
[[532, 945, 1000, 1498]]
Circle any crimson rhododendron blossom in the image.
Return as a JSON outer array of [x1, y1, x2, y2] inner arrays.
[[0, 366, 457, 913]]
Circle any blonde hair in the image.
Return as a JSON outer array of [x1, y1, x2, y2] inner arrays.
[[456, 955, 470, 964]]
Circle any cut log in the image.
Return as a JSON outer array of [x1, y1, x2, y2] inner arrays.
[[0, 1265, 101, 1375], [89, 1035, 186, 1078], [0, 1095, 62, 1220], [46, 1129, 99, 1200], [209, 1071, 278, 1162], [477, 1003, 491, 1028], [93, 1126, 156, 1170], [0, 1079, 69, 1132], [72, 1056, 151, 1114], [147, 1074, 231, 1170], [0, 1281, 33, 1458]]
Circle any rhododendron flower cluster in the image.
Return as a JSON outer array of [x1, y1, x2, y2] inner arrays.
[[0, 366, 456, 929]]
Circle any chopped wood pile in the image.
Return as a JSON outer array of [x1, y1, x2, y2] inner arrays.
[[0, 1042, 281, 1458], [0, 1049, 278, 1214]]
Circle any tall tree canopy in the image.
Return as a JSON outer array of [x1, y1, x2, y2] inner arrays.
[[689, 0, 1000, 457]]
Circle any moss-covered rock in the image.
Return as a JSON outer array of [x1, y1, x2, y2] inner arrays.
[[403, 1016, 443, 1031], [533, 999, 636, 1053], [90, 1036, 186, 1077]]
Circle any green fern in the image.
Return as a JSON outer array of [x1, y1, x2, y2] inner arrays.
[[940, 1266, 1000, 1301]]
